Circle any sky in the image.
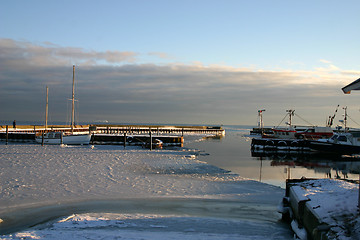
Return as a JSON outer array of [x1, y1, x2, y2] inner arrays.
[[1, 0, 360, 126]]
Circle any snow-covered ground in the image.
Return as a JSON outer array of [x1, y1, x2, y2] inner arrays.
[[291, 179, 360, 240], [0, 143, 293, 239]]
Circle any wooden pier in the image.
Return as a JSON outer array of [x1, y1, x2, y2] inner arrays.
[[0, 124, 225, 145], [92, 125, 225, 136]]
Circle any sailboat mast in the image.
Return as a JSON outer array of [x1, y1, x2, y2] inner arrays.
[[71, 65, 75, 132], [45, 85, 48, 130]]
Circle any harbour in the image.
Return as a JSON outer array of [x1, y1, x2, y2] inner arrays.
[[2, 2, 359, 239]]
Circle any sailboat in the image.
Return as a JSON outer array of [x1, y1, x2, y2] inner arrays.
[[35, 65, 91, 145]]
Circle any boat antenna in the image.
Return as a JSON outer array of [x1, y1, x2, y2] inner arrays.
[[71, 65, 75, 133], [45, 85, 48, 131], [258, 109, 266, 128], [343, 106, 348, 132], [276, 109, 295, 128], [286, 109, 295, 127]]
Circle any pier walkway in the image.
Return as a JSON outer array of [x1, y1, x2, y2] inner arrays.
[[0, 124, 225, 145]]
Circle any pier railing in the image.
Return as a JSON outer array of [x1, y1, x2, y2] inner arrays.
[[93, 125, 225, 136], [0, 124, 225, 143]]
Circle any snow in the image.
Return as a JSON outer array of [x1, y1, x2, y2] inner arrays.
[[291, 219, 307, 240], [0, 143, 292, 239], [0, 213, 291, 240], [291, 179, 360, 239]]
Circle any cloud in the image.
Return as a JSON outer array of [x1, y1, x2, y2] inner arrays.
[[148, 52, 173, 59], [0, 39, 138, 67], [0, 38, 359, 125], [319, 59, 332, 64]]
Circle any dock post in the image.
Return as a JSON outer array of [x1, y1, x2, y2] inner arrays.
[[124, 132, 126, 148], [41, 132, 44, 146], [6, 125, 8, 144], [60, 132, 63, 144]]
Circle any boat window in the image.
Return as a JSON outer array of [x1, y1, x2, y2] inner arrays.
[[286, 132, 289, 135], [338, 136, 347, 142], [330, 135, 338, 140]]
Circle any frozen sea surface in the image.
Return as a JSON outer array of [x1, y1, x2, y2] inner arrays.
[[0, 143, 293, 239]]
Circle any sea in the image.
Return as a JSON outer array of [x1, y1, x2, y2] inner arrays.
[[0, 124, 359, 239]]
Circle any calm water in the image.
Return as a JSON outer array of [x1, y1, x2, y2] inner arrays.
[[186, 125, 360, 188]]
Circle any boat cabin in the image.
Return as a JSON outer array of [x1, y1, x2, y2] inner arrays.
[[295, 126, 333, 140]]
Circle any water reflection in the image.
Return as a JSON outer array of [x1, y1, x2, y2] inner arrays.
[[251, 149, 360, 180], [202, 135, 224, 141], [188, 125, 360, 188]]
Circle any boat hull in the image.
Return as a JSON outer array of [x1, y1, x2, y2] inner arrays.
[[35, 133, 91, 145], [308, 140, 360, 155]]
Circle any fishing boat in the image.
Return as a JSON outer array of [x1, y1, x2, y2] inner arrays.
[[272, 110, 298, 139], [35, 66, 91, 145], [308, 131, 360, 155], [272, 110, 333, 140], [308, 106, 360, 154]]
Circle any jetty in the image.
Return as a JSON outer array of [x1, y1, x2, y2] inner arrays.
[[0, 124, 225, 146], [279, 178, 359, 240]]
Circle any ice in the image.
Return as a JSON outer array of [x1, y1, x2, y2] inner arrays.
[[1, 213, 292, 240], [0, 144, 282, 210], [0, 143, 292, 239]]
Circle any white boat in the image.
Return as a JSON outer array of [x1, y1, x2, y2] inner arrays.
[[36, 132, 91, 145], [294, 126, 333, 140], [308, 131, 360, 155], [36, 65, 91, 145]]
